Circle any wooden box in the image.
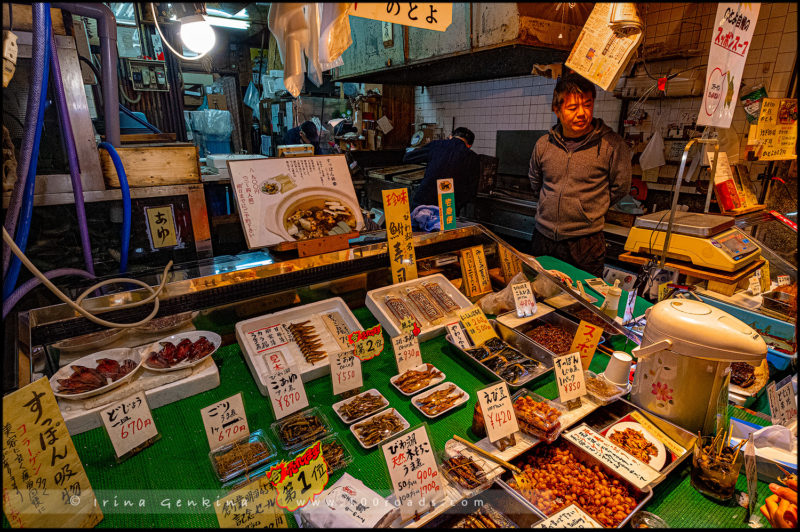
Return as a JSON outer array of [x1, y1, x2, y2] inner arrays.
[[100, 143, 201, 188]]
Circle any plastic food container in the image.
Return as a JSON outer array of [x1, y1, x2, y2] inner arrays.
[[584, 370, 626, 406], [411, 382, 469, 419], [290, 434, 353, 474], [270, 407, 333, 452], [389, 363, 446, 397], [331, 388, 389, 424], [209, 429, 278, 482], [221, 461, 278, 491], [511, 390, 567, 444], [350, 408, 410, 449], [439, 448, 492, 498]]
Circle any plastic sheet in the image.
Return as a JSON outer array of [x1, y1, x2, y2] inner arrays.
[[268, 3, 309, 98]]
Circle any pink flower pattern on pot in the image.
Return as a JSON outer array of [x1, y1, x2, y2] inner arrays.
[[651, 381, 673, 402]]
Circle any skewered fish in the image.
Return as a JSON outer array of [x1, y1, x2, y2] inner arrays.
[[442, 455, 487, 490]]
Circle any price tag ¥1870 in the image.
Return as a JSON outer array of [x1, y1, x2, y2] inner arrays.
[[201, 393, 250, 451]]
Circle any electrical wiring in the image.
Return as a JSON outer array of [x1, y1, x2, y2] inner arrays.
[[3, 225, 172, 328], [149, 3, 211, 61]]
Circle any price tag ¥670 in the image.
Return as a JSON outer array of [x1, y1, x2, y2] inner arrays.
[[511, 281, 536, 318], [331, 350, 363, 395], [553, 352, 587, 403], [101, 392, 160, 459], [476, 382, 519, 443], [266, 367, 310, 420], [201, 393, 250, 451], [391, 333, 423, 374]]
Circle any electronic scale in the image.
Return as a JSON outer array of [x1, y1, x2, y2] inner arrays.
[[624, 211, 761, 272]]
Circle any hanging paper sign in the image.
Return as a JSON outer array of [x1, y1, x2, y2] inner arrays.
[[382, 188, 418, 284], [268, 441, 329, 512], [101, 392, 159, 460], [215, 477, 285, 528], [459, 246, 492, 297], [348, 324, 384, 361], [553, 352, 587, 403], [697, 3, 760, 127], [201, 393, 250, 451], [382, 425, 444, 522], [569, 320, 604, 370], [744, 435, 758, 518], [445, 321, 471, 350], [350, 2, 453, 32], [2, 378, 104, 528], [266, 367, 310, 420], [511, 281, 536, 318], [436, 179, 457, 231], [750, 98, 798, 160], [534, 504, 603, 528], [331, 349, 363, 395], [458, 305, 499, 346], [476, 382, 519, 443], [391, 333, 423, 374], [145, 204, 178, 249], [321, 312, 353, 350]]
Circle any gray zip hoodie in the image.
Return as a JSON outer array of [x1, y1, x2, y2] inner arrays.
[[528, 118, 632, 241]]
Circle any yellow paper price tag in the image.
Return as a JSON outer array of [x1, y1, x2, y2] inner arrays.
[[657, 281, 672, 302], [382, 188, 418, 284], [145, 205, 178, 248], [460, 246, 492, 297], [215, 477, 286, 528], [569, 320, 604, 370], [457, 305, 498, 346], [399, 315, 420, 336], [348, 324, 384, 361], [269, 441, 329, 512], [759, 259, 770, 293]]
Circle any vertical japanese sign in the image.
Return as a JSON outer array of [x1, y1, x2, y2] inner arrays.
[[381, 425, 444, 522], [459, 246, 492, 298], [266, 367, 310, 420], [100, 392, 160, 460], [697, 3, 760, 127], [476, 382, 519, 443], [749, 98, 797, 160], [511, 281, 536, 318], [321, 312, 353, 350], [331, 349, 363, 395], [436, 179, 456, 231], [350, 2, 453, 32], [445, 321, 471, 349], [498, 245, 523, 283], [200, 393, 250, 451], [767, 377, 797, 428], [569, 320, 604, 370], [553, 352, 587, 403], [382, 188, 418, 284], [2, 377, 103, 528], [145, 205, 178, 249], [268, 441, 329, 512], [215, 476, 285, 528]]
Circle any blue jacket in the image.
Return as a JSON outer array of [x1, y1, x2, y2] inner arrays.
[[402, 138, 480, 211]]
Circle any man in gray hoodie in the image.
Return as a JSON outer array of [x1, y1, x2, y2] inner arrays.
[[528, 73, 632, 277]]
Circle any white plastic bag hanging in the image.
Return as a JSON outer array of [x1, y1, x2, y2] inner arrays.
[[639, 128, 666, 170], [268, 3, 309, 98], [318, 3, 352, 70], [304, 4, 323, 87]]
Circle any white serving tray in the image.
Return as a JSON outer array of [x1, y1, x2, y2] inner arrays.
[[235, 298, 363, 394], [389, 363, 446, 397], [331, 388, 390, 424], [365, 273, 471, 342], [350, 408, 410, 450], [411, 382, 469, 419]]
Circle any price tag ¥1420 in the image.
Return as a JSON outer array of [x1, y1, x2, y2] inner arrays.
[[101, 392, 160, 459], [200, 393, 250, 451], [266, 367, 310, 420], [476, 382, 519, 443], [331, 349, 363, 395]]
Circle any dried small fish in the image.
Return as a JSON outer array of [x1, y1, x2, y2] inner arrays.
[[393, 364, 443, 394], [353, 410, 405, 446], [337, 392, 387, 422], [277, 411, 328, 448], [414, 384, 465, 416]]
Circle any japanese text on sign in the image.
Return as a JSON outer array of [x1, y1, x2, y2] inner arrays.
[[268, 441, 329, 512], [263, 350, 288, 375], [767, 379, 797, 428], [446, 321, 471, 350], [457, 306, 498, 347], [350, 3, 453, 32], [246, 323, 290, 354], [459, 246, 492, 297], [748, 276, 761, 296], [331, 350, 363, 395], [498, 246, 523, 284], [399, 315, 420, 336], [266, 367, 310, 420], [534, 503, 602, 528], [101, 392, 159, 460], [750, 98, 798, 160], [2, 378, 103, 528], [745, 436, 758, 518], [145, 205, 178, 249], [381, 425, 444, 522], [476, 382, 519, 443], [569, 320, 604, 370], [348, 324, 384, 361], [201, 393, 250, 451], [511, 281, 536, 318], [321, 312, 353, 350], [215, 476, 285, 529], [391, 333, 423, 374], [382, 188, 418, 284], [777, 275, 791, 287], [553, 352, 587, 403], [436, 179, 456, 231]]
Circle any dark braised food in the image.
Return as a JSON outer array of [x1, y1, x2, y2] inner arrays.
[[321, 439, 348, 471], [483, 337, 507, 354], [56, 358, 138, 393], [730, 362, 755, 388], [146, 337, 215, 368], [277, 411, 328, 447], [336, 392, 387, 422], [352, 410, 405, 446], [525, 324, 574, 354], [442, 455, 487, 490], [465, 346, 491, 361], [573, 307, 614, 333]]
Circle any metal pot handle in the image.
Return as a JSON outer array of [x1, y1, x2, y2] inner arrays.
[[632, 339, 673, 358]]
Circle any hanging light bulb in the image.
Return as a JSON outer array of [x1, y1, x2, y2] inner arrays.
[[179, 14, 216, 55]]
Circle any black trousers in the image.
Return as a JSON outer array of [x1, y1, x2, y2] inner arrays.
[[530, 228, 606, 278]]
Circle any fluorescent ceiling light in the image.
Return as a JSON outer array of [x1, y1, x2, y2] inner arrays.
[[205, 16, 250, 29], [206, 7, 249, 19]]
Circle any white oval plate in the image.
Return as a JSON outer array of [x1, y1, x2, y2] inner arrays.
[[389, 363, 446, 397], [412, 382, 469, 419], [331, 388, 390, 424], [350, 408, 410, 450], [142, 331, 222, 372], [50, 347, 143, 400], [52, 328, 127, 353], [605, 420, 667, 471]]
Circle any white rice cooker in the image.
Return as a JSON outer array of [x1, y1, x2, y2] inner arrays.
[[630, 299, 767, 434]]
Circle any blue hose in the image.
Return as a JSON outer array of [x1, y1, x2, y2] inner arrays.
[[98, 142, 131, 274], [3, 5, 51, 299]]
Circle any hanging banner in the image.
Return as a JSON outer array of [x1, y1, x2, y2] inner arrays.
[[350, 3, 453, 32], [697, 3, 760, 128], [436, 179, 457, 231], [749, 98, 798, 160], [383, 188, 418, 284]]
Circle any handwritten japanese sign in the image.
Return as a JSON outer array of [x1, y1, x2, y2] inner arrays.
[[214, 476, 285, 529], [750, 98, 797, 160], [391, 333, 423, 374], [476, 382, 519, 443], [511, 281, 536, 318], [622, 290, 637, 324], [534, 503, 602, 528], [348, 324, 384, 361], [457, 305, 498, 347], [101, 392, 159, 460], [350, 2, 453, 32], [744, 435, 758, 519], [245, 323, 291, 354], [498, 245, 523, 284], [459, 246, 492, 298], [569, 320, 604, 370], [321, 312, 353, 350], [767, 378, 797, 428], [266, 367, 310, 420], [262, 350, 289, 376], [268, 441, 329, 512], [145, 205, 178, 249], [436, 179, 456, 231], [2, 378, 103, 528], [331, 350, 363, 395], [446, 321, 471, 350], [553, 352, 587, 403], [777, 275, 791, 286], [748, 275, 762, 296], [382, 188, 418, 284], [381, 425, 444, 522], [201, 393, 250, 451]]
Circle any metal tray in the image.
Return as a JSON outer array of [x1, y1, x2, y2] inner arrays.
[[444, 320, 554, 389], [554, 302, 626, 341], [422, 482, 543, 528], [509, 311, 606, 357], [496, 435, 653, 528]]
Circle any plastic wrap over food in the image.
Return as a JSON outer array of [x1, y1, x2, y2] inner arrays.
[[477, 271, 528, 315]]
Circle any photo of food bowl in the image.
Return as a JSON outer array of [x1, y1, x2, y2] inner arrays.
[[272, 188, 363, 241]]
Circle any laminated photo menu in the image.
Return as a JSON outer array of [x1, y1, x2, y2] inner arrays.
[[227, 155, 365, 248]]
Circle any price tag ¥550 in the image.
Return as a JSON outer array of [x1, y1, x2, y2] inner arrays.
[[331, 349, 363, 395]]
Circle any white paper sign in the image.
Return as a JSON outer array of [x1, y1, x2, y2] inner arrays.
[[697, 3, 760, 127], [745, 435, 758, 517], [377, 116, 394, 134], [777, 275, 791, 286], [266, 367, 310, 420], [476, 382, 519, 443], [511, 281, 536, 318], [553, 352, 588, 403], [446, 321, 471, 350], [101, 392, 159, 459], [564, 425, 661, 490], [622, 289, 637, 324], [534, 503, 603, 528], [381, 425, 444, 522], [391, 333, 423, 374], [748, 276, 762, 296], [331, 349, 363, 395], [767, 380, 798, 428], [201, 393, 250, 451]]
